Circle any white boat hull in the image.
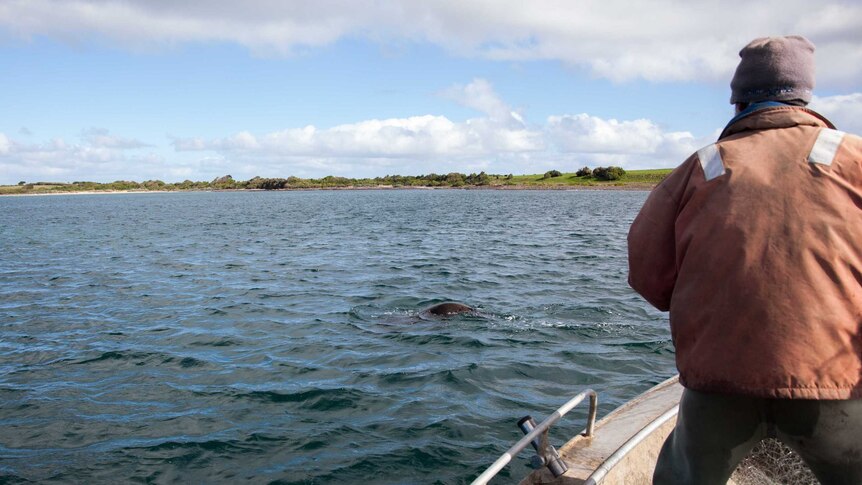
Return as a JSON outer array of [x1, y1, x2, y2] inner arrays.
[[520, 375, 684, 485]]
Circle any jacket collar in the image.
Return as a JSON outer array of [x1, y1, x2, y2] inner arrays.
[[719, 103, 835, 140]]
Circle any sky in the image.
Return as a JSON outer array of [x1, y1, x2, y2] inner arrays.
[[1, 0, 860, 184]]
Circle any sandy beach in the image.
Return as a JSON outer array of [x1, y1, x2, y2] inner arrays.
[[0, 189, 175, 197]]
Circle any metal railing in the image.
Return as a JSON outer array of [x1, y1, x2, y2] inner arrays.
[[582, 404, 679, 485], [471, 389, 598, 485]]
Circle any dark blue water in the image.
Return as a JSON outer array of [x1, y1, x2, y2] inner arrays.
[[0, 190, 675, 484]]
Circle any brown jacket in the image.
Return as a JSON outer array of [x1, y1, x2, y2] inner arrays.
[[628, 105, 862, 399]]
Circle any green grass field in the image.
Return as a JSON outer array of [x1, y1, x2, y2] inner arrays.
[[498, 169, 671, 187]]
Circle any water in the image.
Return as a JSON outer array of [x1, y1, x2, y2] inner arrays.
[[0, 190, 675, 484]]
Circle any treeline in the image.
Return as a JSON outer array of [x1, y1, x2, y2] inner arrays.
[[11, 166, 642, 193], [215, 172, 499, 189], [24, 172, 503, 191]]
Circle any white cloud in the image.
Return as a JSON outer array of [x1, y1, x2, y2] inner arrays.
[[174, 114, 541, 160], [549, 115, 663, 154], [8, 82, 859, 183], [1, 0, 860, 84], [173, 79, 545, 168], [546, 114, 706, 169], [810, 93, 862, 135], [0, 133, 9, 155], [441, 78, 520, 124], [0, 109, 705, 180], [160, 79, 704, 176], [1, 78, 713, 182], [0, 129, 170, 182], [82, 127, 151, 149]]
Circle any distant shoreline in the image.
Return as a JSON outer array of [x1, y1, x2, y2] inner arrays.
[[1, 169, 670, 196], [0, 183, 658, 197]]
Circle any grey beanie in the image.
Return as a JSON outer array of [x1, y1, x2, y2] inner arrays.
[[730, 35, 815, 104]]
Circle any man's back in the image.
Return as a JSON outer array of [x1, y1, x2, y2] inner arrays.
[[630, 35, 862, 485], [629, 104, 862, 400]]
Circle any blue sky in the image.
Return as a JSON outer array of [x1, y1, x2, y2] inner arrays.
[[1, 1, 860, 184]]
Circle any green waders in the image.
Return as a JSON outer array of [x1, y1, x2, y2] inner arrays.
[[653, 388, 862, 485]]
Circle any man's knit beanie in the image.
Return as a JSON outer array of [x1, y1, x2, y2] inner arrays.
[[730, 35, 815, 105]]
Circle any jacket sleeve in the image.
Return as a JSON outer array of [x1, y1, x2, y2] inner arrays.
[[628, 183, 679, 312]]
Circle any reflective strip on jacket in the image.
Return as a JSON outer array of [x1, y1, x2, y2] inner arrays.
[[628, 105, 862, 399]]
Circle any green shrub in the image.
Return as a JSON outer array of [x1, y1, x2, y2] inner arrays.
[[212, 175, 236, 189], [106, 180, 142, 190], [320, 175, 351, 187], [142, 179, 166, 190], [446, 172, 466, 186], [542, 170, 563, 179], [592, 166, 626, 181], [575, 167, 592, 177], [259, 178, 288, 190], [466, 171, 491, 185]]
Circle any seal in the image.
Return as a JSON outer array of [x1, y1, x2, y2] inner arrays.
[[423, 302, 474, 317]]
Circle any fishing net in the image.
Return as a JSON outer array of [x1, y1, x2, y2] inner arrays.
[[731, 438, 819, 485]]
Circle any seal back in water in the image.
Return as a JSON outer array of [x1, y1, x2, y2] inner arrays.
[[423, 302, 474, 317]]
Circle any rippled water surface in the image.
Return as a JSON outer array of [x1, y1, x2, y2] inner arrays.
[[0, 190, 675, 484]]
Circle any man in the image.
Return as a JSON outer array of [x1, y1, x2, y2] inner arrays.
[[628, 35, 862, 484]]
